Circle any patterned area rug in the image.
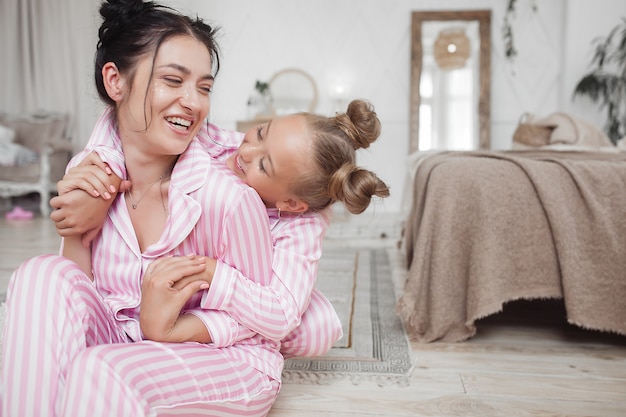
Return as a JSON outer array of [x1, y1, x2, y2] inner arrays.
[[282, 248, 414, 387]]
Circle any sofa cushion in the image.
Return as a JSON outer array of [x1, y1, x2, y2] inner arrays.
[[0, 113, 71, 187], [0, 162, 41, 182], [0, 151, 69, 183], [0, 124, 16, 144]]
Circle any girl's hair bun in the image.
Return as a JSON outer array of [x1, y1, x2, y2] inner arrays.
[[335, 99, 381, 150]]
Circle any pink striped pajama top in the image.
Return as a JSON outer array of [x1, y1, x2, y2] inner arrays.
[[2, 137, 284, 417], [88, 138, 283, 379]]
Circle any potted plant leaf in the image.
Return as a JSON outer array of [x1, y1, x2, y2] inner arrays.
[[573, 17, 626, 144], [246, 80, 273, 119]]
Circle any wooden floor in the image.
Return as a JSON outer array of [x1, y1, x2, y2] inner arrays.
[[1, 214, 626, 417]]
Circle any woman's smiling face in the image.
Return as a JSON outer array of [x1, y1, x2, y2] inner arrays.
[[226, 114, 312, 211], [117, 35, 214, 157]]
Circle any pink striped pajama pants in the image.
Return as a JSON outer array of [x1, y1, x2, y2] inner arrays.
[[0, 255, 280, 417]]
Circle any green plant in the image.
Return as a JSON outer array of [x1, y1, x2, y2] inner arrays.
[[502, 0, 519, 60], [573, 18, 626, 144], [255, 80, 269, 96], [501, 0, 538, 62]]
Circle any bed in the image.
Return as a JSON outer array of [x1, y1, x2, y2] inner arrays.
[[395, 148, 626, 343]]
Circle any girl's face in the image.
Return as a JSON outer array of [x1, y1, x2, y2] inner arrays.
[[226, 114, 312, 212], [117, 35, 214, 157]]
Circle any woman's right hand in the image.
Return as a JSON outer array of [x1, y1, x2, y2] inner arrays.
[[50, 152, 129, 246]]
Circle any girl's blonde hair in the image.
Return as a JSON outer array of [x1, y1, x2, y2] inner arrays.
[[295, 99, 390, 214]]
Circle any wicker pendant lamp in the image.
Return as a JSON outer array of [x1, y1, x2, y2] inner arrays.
[[433, 28, 471, 70]]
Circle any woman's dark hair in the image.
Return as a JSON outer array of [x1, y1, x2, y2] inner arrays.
[[94, 0, 220, 107], [297, 99, 390, 214]]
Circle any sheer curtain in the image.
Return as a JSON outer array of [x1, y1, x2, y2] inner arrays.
[[0, 0, 102, 151]]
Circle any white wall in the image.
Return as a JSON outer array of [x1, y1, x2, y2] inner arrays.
[[561, 0, 626, 130], [168, 0, 508, 216], [157, 0, 623, 216], [6, 0, 623, 217]]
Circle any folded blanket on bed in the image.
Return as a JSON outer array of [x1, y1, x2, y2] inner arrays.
[[396, 150, 626, 342]]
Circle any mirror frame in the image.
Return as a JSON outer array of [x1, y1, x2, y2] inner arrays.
[[409, 10, 491, 153], [268, 68, 319, 115]]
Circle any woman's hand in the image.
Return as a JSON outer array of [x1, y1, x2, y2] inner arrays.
[[50, 152, 130, 246], [139, 255, 211, 343]]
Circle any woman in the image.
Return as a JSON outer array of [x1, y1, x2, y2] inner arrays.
[[2, 1, 282, 415]]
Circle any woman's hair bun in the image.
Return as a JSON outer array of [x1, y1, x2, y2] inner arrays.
[[99, 0, 154, 46]]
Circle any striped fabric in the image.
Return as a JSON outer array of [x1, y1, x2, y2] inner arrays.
[[1, 140, 283, 415], [89, 140, 283, 381], [1, 112, 344, 415], [2, 255, 279, 417], [196, 121, 343, 356], [81, 111, 343, 356]]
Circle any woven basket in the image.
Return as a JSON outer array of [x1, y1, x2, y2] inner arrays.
[[512, 113, 556, 147]]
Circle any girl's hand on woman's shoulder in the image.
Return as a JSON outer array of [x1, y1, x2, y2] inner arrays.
[[58, 151, 118, 198]]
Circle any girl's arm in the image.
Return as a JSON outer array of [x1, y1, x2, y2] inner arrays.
[[62, 235, 94, 280], [167, 177, 275, 344], [173, 217, 342, 353], [203, 210, 332, 340]]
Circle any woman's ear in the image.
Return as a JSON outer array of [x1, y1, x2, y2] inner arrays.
[[277, 198, 308, 214], [102, 62, 125, 102]]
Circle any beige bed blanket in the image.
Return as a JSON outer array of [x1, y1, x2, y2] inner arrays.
[[396, 150, 626, 342]]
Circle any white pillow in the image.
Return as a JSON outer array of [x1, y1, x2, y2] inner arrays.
[[0, 124, 16, 144]]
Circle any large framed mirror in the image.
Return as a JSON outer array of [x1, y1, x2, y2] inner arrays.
[[410, 10, 491, 153], [238, 68, 319, 132]]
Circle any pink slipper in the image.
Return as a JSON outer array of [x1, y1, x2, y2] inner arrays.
[[5, 206, 34, 220]]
